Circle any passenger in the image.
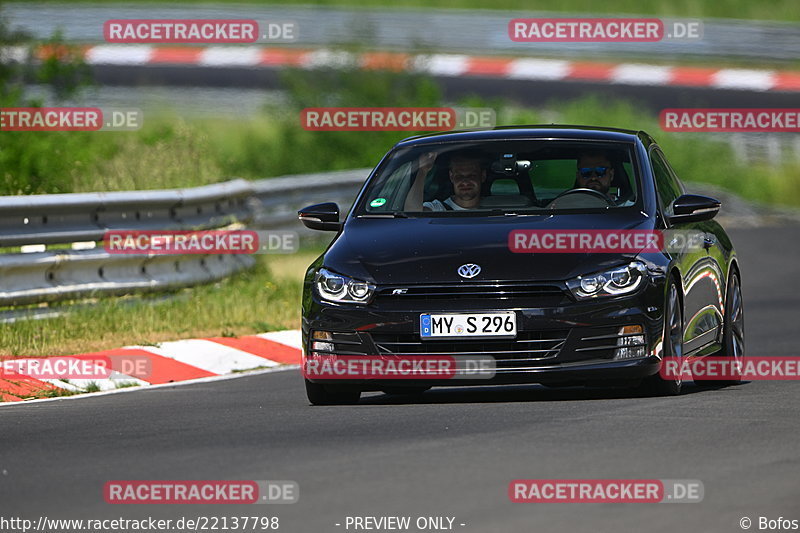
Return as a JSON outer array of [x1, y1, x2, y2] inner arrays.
[[422, 152, 487, 211]]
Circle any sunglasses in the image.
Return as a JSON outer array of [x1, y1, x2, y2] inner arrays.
[[579, 166, 610, 179]]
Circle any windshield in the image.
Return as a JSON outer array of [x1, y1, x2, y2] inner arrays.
[[357, 139, 641, 215]]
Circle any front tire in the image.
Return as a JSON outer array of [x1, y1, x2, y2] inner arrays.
[[642, 277, 684, 396], [305, 379, 361, 405]]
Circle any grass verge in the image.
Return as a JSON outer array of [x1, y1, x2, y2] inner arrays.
[[6, 96, 800, 207]]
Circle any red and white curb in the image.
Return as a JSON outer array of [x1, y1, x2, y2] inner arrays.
[[32, 45, 800, 93], [0, 330, 302, 403]]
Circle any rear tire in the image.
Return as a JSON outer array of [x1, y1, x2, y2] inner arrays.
[[305, 379, 361, 405], [694, 269, 744, 387], [642, 277, 684, 396]]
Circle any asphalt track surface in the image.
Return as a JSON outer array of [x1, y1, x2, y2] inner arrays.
[[1, 224, 799, 533]]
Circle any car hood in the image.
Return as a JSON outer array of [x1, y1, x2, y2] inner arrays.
[[324, 213, 655, 284]]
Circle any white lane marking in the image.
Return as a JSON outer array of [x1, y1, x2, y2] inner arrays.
[[85, 45, 153, 65], [301, 49, 353, 69], [257, 330, 302, 350], [507, 58, 570, 80], [712, 69, 775, 91], [198, 47, 262, 67], [413, 54, 470, 76], [612, 64, 673, 85], [1, 45, 28, 63], [41, 374, 150, 392], [0, 365, 299, 407], [133, 339, 280, 374], [2, 357, 149, 392]]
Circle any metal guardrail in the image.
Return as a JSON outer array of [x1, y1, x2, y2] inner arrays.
[[0, 170, 370, 310], [0, 179, 254, 247], [4, 5, 800, 62]]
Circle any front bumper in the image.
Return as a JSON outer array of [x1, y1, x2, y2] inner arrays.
[[302, 277, 666, 388]]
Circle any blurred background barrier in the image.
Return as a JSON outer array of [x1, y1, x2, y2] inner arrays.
[[5, 5, 800, 62], [0, 169, 370, 312]]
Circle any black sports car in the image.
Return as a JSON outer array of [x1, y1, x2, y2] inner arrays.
[[298, 125, 744, 404]]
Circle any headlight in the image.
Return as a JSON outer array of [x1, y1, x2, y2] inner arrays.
[[567, 262, 648, 300], [315, 268, 375, 304]]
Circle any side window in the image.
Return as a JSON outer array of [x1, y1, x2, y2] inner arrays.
[[663, 154, 686, 196], [368, 161, 413, 210], [649, 148, 683, 216]]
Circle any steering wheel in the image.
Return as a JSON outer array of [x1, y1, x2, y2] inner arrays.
[[547, 187, 614, 209]]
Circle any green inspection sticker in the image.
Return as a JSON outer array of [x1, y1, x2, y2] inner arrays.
[[370, 198, 387, 207]]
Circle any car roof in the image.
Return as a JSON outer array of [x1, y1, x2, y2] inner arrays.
[[396, 125, 653, 147]]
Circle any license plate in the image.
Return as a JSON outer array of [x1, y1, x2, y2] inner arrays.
[[420, 312, 517, 339]]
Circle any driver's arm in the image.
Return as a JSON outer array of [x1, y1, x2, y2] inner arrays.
[[404, 152, 436, 211]]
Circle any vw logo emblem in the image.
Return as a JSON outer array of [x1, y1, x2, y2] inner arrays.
[[457, 263, 481, 279]]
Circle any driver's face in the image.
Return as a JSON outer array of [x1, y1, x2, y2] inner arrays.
[[449, 161, 485, 203], [576, 155, 614, 194]]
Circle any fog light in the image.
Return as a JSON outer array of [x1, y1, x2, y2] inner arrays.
[[614, 325, 646, 359], [312, 341, 334, 352]]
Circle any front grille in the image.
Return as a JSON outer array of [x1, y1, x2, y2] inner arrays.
[[375, 282, 567, 305], [369, 330, 569, 367], [309, 325, 647, 372]]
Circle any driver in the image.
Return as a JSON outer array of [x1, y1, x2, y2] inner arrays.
[[422, 152, 486, 211], [575, 151, 615, 198]]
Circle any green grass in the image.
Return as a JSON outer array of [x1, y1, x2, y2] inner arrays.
[[0, 248, 323, 357], [6, 0, 800, 23], [5, 92, 800, 205], [39, 387, 79, 398], [114, 381, 141, 388], [1, 65, 443, 194]]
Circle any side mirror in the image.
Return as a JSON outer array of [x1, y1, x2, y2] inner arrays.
[[668, 194, 721, 224], [298, 202, 342, 231]]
